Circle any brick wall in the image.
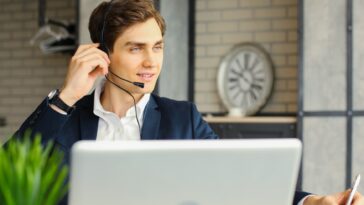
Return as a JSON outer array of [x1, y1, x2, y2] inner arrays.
[[0, 0, 75, 142], [0, 0, 298, 141], [194, 0, 298, 114]]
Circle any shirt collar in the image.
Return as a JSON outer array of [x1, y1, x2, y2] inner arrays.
[[93, 77, 150, 119]]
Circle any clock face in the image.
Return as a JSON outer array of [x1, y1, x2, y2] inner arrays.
[[217, 43, 273, 116]]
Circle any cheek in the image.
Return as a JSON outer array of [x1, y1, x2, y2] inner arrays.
[[118, 54, 141, 68], [156, 53, 164, 66]]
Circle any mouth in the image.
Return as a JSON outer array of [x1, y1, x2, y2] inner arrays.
[[137, 73, 155, 82]]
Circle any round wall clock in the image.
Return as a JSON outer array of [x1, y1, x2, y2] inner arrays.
[[217, 43, 274, 116]]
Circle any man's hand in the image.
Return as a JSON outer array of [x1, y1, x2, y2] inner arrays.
[[304, 190, 364, 205], [59, 43, 110, 106]]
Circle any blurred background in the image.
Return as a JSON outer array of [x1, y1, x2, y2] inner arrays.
[[0, 0, 364, 197]]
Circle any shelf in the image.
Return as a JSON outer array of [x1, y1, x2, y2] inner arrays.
[[204, 116, 296, 124], [205, 116, 297, 139]]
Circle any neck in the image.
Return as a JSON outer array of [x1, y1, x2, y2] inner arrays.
[[101, 81, 143, 118]]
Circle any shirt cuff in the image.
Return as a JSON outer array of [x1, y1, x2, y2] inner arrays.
[[297, 195, 315, 205]]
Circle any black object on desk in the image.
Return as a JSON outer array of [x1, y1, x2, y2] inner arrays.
[[205, 116, 296, 139]]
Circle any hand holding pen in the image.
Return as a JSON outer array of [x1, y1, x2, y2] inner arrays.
[[303, 174, 364, 205], [346, 174, 361, 205]]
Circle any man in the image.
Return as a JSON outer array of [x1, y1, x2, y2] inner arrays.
[[13, 0, 364, 205]]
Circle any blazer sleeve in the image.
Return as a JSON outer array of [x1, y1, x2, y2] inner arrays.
[[191, 103, 219, 139], [12, 97, 72, 144], [293, 191, 311, 205]]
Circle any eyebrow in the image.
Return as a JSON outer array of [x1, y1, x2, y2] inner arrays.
[[124, 40, 164, 47]]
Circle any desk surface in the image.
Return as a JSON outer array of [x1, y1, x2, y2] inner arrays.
[[204, 116, 297, 124]]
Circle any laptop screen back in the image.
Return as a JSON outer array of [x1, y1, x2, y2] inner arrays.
[[69, 139, 301, 205]]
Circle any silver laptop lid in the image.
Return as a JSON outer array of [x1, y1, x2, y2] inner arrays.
[[69, 139, 302, 205]]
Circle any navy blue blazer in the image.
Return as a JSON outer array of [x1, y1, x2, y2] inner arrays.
[[15, 93, 218, 165], [14, 93, 309, 205]]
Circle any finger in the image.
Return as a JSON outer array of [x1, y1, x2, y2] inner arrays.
[[74, 43, 100, 55], [77, 54, 109, 74], [336, 189, 351, 204], [97, 48, 110, 64], [351, 192, 364, 205], [74, 45, 101, 59], [89, 66, 105, 80], [75, 47, 110, 64], [79, 57, 109, 75]]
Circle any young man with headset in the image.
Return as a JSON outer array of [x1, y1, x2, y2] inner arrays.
[[13, 0, 364, 205]]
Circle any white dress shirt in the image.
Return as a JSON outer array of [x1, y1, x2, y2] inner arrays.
[[93, 77, 150, 141]]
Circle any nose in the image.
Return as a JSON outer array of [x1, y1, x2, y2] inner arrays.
[[142, 50, 157, 68]]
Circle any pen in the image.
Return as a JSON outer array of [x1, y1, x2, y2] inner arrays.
[[346, 174, 361, 205]]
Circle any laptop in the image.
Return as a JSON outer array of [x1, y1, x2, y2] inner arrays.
[[69, 139, 302, 205]]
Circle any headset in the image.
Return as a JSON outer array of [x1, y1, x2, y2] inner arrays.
[[99, 0, 145, 136]]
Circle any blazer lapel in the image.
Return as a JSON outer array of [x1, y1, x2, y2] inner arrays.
[[79, 93, 99, 140], [141, 95, 160, 140], [77, 93, 160, 140]]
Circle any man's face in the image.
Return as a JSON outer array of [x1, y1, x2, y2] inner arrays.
[[109, 18, 164, 94]]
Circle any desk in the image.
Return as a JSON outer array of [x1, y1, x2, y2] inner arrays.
[[204, 116, 297, 139]]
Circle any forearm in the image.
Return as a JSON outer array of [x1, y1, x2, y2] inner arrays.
[[14, 98, 71, 144]]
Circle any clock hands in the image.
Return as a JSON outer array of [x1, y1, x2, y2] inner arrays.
[[251, 83, 262, 90], [230, 65, 263, 100], [229, 74, 260, 106], [230, 69, 241, 78], [231, 68, 251, 85], [236, 57, 259, 85], [227, 53, 267, 107]]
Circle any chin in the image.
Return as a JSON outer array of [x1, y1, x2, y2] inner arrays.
[[143, 87, 155, 94], [135, 84, 155, 94]]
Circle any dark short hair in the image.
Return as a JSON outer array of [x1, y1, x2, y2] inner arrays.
[[88, 0, 166, 53]]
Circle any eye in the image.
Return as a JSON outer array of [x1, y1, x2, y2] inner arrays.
[[153, 45, 163, 52], [130, 47, 141, 52]]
